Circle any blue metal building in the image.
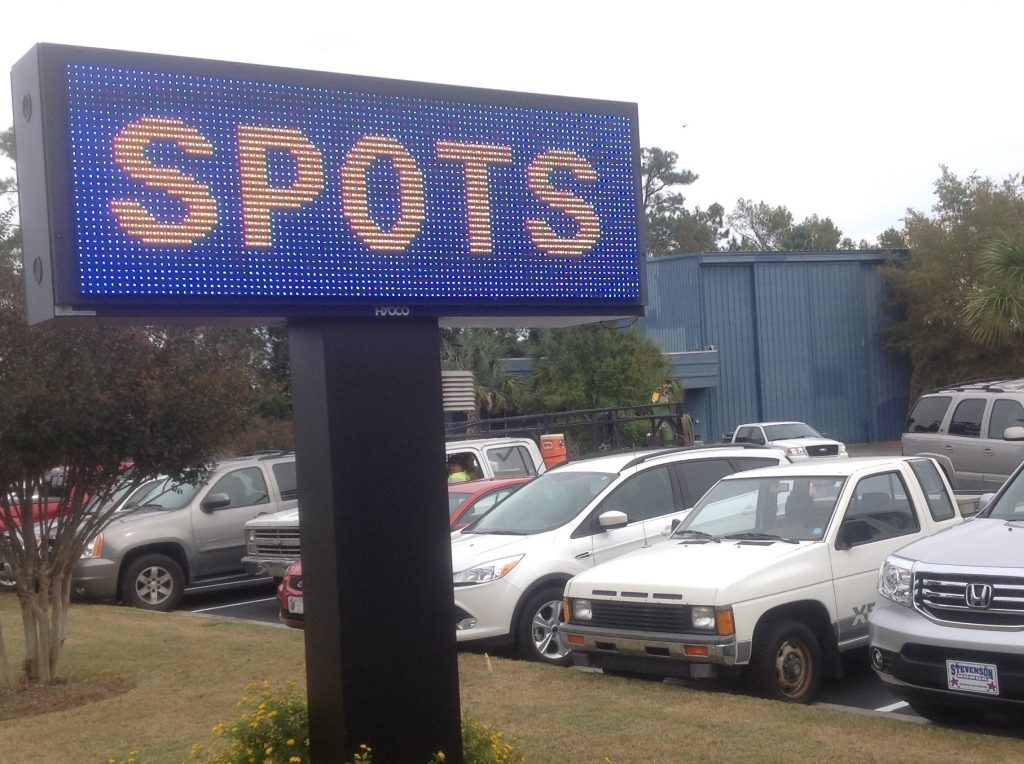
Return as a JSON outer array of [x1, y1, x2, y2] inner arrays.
[[640, 250, 910, 445]]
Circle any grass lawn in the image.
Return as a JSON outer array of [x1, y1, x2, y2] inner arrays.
[[0, 593, 1021, 763]]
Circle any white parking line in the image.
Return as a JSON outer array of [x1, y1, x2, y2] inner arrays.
[[875, 700, 909, 713], [189, 596, 277, 613]]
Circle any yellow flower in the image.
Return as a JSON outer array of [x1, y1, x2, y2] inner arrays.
[[265, 746, 274, 754], [289, 758, 301, 764], [287, 739, 295, 746], [437, 752, 446, 761]]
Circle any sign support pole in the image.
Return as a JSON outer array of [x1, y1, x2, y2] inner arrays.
[[289, 318, 463, 763]]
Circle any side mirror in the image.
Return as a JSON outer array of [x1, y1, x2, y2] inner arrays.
[[597, 510, 628, 531], [201, 492, 231, 512], [662, 516, 685, 537], [1003, 426, 1024, 442], [835, 518, 873, 550], [978, 493, 996, 512]]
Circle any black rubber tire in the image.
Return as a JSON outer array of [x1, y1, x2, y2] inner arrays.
[[750, 619, 823, 703], [121, 553, 185, 611], [515, 585, 571, 666], [909, 701, 985, 725]]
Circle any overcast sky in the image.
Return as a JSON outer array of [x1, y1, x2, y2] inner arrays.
[[4, 0, 1023, 243]]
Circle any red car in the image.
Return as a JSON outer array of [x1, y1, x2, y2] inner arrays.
[[448, 477, 531, 532], [276, 477, 531, 628]]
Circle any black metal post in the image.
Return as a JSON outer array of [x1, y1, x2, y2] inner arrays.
[[289, 318, 463, 763]]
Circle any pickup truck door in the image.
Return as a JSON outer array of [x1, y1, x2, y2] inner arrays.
[[828, 470, 927, 646], [577, 465, 684, 566], [191, 466, 275, 577]]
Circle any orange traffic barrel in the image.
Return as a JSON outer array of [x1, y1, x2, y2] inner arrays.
[[540, 433, 567, 468]]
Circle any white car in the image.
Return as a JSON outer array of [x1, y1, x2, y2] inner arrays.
[[731, 421, 847, 460], [450, 445, 790, 664]]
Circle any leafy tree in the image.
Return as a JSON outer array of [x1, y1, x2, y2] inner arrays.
[[642, 147, 727, 255], [727, 199, 847, 251], [879, 167, 1024, 397], [0, 128, 260, 687], [525, 323, 669, 412]]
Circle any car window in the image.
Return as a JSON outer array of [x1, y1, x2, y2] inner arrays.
[[673, 458, 737, 506], [460, 488, 517, 524], [731, 457, 785, 472], [447, 450, 483, 480], [908, 459, 956, 521], [905, 395, 951, 433], [209, 467, 270, 509], [471, 471, 615, 535], [841, 471, 920, 545], [988, 398, 1024, 439], [485, 446, 537, 477], [735, 427, 763, 445], [272, 461, 297, 500], [596, 466, 675, 523], [947, 398, 985, 438]]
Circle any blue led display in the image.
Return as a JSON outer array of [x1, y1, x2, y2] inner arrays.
[[56, 59, 642, 313]]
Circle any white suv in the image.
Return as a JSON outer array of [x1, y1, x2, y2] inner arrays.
[[451, 445, 790, 664]]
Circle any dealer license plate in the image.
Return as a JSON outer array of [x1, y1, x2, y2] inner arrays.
[[946, 659, 999, 695], [288, 596, 304, 615]]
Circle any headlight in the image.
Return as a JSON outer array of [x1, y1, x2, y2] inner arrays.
[[878, 556, 913, 606], [572, 598, 593, 621], [785, 446, 807, 457], [453, 554, 523, 585], [837, 443, 848, 455], [691, 605, 716, 630], [82, 533, 104, 559]]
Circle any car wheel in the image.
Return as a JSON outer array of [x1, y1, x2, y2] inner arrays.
[[909, 701, 985, 725], [515, 585, 571, 666], [121, 553, 185, 611], [750, 619, 823, 703]]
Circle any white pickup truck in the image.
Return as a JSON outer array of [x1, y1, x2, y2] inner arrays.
[[562, 456, 968, 703]]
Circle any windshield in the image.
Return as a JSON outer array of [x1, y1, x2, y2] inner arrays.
[[675, 475, 846, 542], [468, 471, 615, 535], [764, 423, 822, 440], [132, 477, 200, 511], [449, 492, 472, 517], [982, 470, 1024, 521]]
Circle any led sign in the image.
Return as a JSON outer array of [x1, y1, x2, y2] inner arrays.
[[12, 44, 645, 324]]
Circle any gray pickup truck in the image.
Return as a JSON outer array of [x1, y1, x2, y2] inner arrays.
[[72, 452, 297, 610], [870, 466, 1020, 722]]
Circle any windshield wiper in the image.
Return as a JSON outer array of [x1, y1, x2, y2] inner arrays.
[[470, 529, 530, 535], [721, 531, 798, 544], [673, 529, 720, 543]]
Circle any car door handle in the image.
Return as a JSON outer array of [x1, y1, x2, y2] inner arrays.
[[575, 551, 593, 560], [984, 448, 993, 455], [944, 444, 954, 451]]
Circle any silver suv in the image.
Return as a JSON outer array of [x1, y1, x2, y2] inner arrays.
[[902, 379, 1024, 491], [73, 452, 297, 610]]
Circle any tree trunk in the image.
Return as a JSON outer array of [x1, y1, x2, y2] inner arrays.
[[0, 617, 14, 688]]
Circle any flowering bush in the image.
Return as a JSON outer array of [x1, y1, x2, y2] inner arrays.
[[188, 680, 309, 764], [109, 682, 526, 764]]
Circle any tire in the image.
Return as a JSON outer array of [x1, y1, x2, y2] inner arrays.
[[750, 619, 823, 703], [121, 553, 185, 611], [515, 585, 571, 666], [909, 701, 985, 725]]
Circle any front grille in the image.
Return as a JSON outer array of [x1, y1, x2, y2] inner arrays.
[[587, 601, 691, 632], [806, 444, 839, 457], [251, 528, 301, 558], [914, 570, 1024, 627]]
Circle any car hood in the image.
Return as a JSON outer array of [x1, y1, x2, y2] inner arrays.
[[769, 437, 839, 449], [450, 530, 538, 569], [894, 517, 1024, 568], [566, 539, 828, 604], [244, 508, 300, 528]]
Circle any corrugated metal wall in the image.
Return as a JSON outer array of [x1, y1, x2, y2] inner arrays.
[[643, 252, 910, 444]]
